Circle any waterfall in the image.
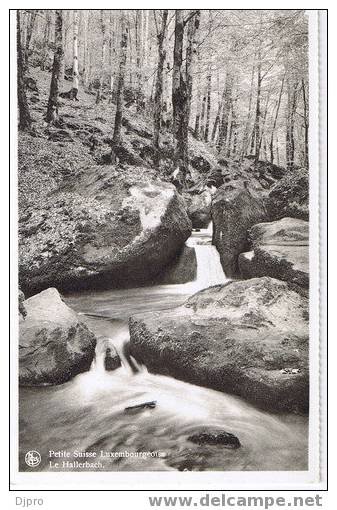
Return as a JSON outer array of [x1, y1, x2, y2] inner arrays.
[[83, 222, 227, 377], [185, 222, 228, 292]]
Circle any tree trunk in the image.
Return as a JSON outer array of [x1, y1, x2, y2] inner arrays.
[[108, 11, 116, 103], [211, 96, 223, 143], [96, 11, 106, 104], [172, 10, 184, 139], [204, 67, 211, 142], [258, 84, 272, 154], [228, 88, 238, 157], [41, 11, 51, 71], [200, 88, 207, 140], [172, 10, 200, 183], [83, 11, 89, 86], [286, 80, 298, 171], [24, 10, 37, 70], [194, 48, 202, 139], [153, 10, 168, 151], [241, 60, 255, 157], [111, 15, 128, 153], [72, 10, 79, 97], [46, 10, 63, 124], [217, 69, 233, 152], [302, 78, 309, 168], [270, 74, 285, 164], [17, 11, 32, 131], [135, 10, 143, 111], [254, 49, 262, 161]]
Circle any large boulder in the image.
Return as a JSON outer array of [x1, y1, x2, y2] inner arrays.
[[212, 183, 268, 276], [19, 167, 192, 295], [156, 246, 197, 284], [267, 167, 309, 221], [185, 189, 212, 229], [129, 277, 309, 413], [19, 288, 97, 386], [239, 217, 309, 287], [206, 157, 286, 191]]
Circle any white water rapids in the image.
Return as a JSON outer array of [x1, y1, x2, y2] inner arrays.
[[19, 225, 308, 472]]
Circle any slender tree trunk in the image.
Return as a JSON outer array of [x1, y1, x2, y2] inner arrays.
[[24, 10, 37, 70], [200, 87, 207, 140], [108, 11, 116, 103], [241, 60, 255, 157], [194, 48, 202, 139], [254, 48, 262, 161], [172, 10, 184, 139], [72, 10, 79, 97], [111, 15, 128, 153], [258, 84, 272, 153], [96, 11, 106, 104], [302, 78, 309, 168], [211, 105, 221, 143], [269, 74, 285, 164], [46, 10, 63, 124], [153, 10, 168, 151], [286, 79, 298, 170], [142, 9, 149, 95], [204, 66, 211, 142], [228, 89, 238, 157], [17, 11, 32, 131], [83, 11, 89, 86], [217, 70, 233, 152], [59, 11, 66, 83], [41, 11, 51, 71], [135, 10, 143, 111]]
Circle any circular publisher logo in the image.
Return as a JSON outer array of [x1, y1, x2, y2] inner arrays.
[[25, 450, 41, 468]]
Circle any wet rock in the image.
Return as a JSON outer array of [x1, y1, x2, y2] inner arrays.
[[239, 217, 309, 287], [104, 346, 121, 371], [19, 170, 192, 295], [185, 189, 212, 229], [19, 288, 96, 386], [129, 277, 309, 413], [212, 183, 268, 276], [267, 167, 309, 221], [157, 246, 197, 284], [188, 429, 241, 448]]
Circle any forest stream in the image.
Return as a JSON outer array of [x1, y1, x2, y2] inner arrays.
[[19, 226, 308, 472]]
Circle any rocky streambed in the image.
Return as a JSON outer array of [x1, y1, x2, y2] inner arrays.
[[18, 159, 310, 472]]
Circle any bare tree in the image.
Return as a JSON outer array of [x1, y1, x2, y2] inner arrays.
[[17, 11, 32, 131], [46, 10, 63, 124], [172, 10, 200, 183], [96, 10, 107, 104], [40, 10, 51, 71], [153, 10, 169, 151], [111, 14, 128, 158], [24, 9, 37, 70]]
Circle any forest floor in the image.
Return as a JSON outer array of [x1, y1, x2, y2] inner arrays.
[[19, 68, 218, 215]]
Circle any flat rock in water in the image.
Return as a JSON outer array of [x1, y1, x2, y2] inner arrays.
[[129, 277, 309, 413], [188, 429, 241, 448], [239, 217, 309, 287]]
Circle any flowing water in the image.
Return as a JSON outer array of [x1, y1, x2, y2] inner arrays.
[[19, 227, 308, 472]]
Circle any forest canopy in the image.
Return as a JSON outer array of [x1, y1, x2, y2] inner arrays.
[[17, 9, 309, 181]]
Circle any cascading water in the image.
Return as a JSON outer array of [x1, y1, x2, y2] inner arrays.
[[19, 223, 308, 472]]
